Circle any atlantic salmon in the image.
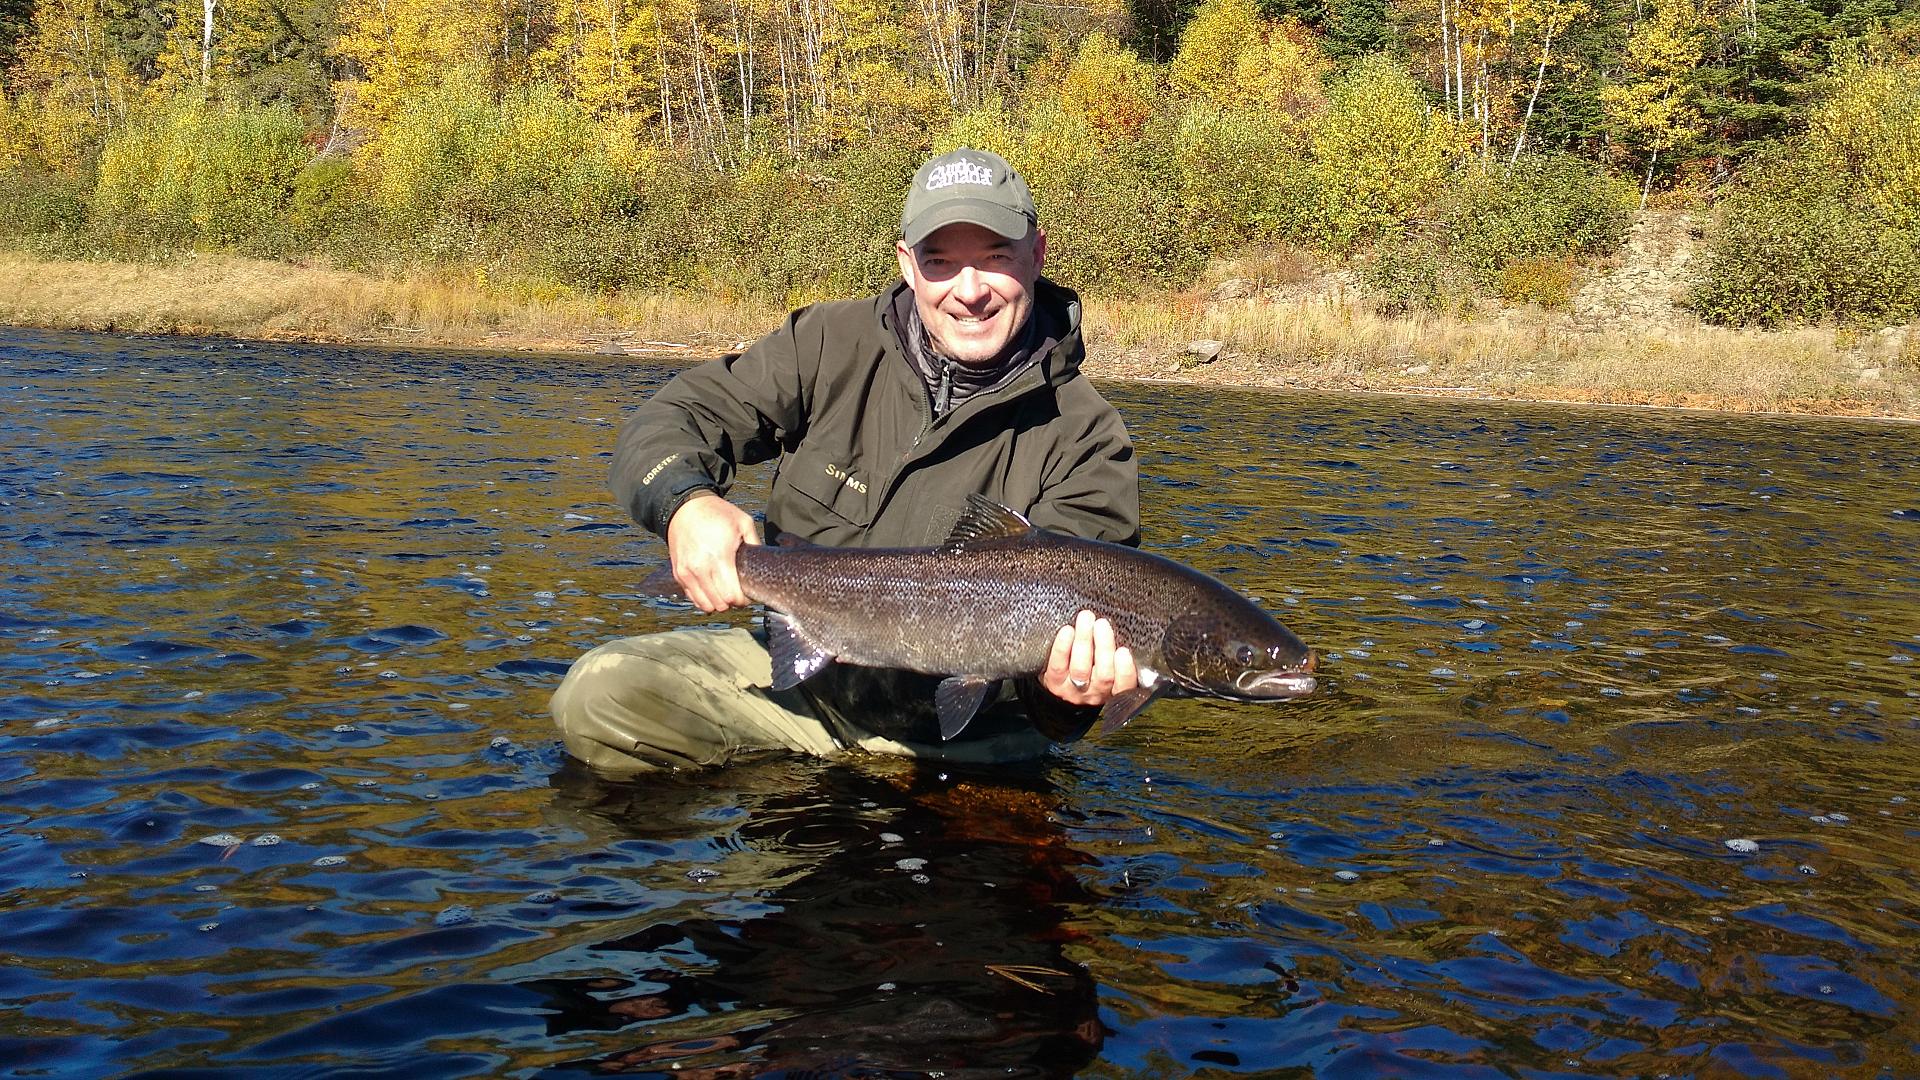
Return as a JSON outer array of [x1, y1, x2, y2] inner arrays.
[[642, 495, 1316, 739]]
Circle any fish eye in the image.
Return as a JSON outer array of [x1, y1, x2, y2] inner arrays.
[[1233, 643, 1257, 665]]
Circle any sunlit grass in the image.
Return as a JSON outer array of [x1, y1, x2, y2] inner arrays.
[[3, 248, 1914, 418], [0, 250, 783, 356], [1086, 285, 1920, 418]]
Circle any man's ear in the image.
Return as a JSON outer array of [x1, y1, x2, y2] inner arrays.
[[1031, 227, 1047, 272], [896, 240, 917, 287]]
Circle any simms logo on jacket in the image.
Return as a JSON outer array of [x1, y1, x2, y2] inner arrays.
[[924, 160, 994, 191]]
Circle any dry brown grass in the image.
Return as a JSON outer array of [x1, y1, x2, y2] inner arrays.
[[3, 249, 1915, 419], [0, 250, 783, 356], [1085, 290, 1920, 419]]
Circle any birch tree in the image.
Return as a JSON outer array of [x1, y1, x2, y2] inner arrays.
[[1601, 0, 1705, 203]]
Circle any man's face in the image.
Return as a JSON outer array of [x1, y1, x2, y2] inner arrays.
[[896, 222, 1047, 366]]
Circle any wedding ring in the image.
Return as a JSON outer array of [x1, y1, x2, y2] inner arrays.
[[1069, 677, 1090, 691]]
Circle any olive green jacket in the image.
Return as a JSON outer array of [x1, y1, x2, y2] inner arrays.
[[609, 277, 1139, 746], [612, 277, 1138, 550]]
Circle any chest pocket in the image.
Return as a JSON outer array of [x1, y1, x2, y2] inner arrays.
[[781, 448, 876, 529]]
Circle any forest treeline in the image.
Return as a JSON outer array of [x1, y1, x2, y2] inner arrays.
[[0, 0, 1916, 327]]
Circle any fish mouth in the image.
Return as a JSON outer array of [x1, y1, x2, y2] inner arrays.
[[1231, 650, 1318, 700], [1235, 673, 1317, 700]]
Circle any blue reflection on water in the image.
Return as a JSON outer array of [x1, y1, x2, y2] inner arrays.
[[2, 327, 1918, 1077]]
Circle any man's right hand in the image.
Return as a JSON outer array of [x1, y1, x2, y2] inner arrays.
[[665, 493, 760, 613]]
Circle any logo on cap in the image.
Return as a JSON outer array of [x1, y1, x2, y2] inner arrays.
[[924, 160, 995, 191]]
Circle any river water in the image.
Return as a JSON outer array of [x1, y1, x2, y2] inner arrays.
[[1, 326, 1917, 1078]]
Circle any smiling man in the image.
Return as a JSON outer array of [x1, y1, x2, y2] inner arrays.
[[550, 148, 1142, 776]]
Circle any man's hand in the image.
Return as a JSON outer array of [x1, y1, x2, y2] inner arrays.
[[1041, 609, 1139, 706], [666, 493, 760, 613]]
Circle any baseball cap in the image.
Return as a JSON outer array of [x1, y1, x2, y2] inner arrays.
[[899, 148, 1037, 247]]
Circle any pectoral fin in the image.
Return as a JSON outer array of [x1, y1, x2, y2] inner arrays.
[[1095, 684, 1165, 736], [936, 676, 998, 740], [766, 611, 834, 691], [640, 565, 684, 599]]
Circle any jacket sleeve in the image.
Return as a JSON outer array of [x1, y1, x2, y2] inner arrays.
[[1024, 381, 1141, 548], [1012, 379, 1142, 734], [610, 310, 816, 537]]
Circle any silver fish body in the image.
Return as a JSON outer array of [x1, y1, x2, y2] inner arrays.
[[645, 497, 1316, 737]]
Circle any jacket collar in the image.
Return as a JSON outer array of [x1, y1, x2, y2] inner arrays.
[[876, 277, 1085, 394]]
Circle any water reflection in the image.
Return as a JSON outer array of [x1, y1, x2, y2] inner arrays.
[[531, 759, 1103, 1076], [2, 327, 1918, 1076]]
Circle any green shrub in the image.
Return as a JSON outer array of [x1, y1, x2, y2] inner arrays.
[[364, 75, 497, 256], [0, 165, 93, 241], [1498, 255, 1578, 307], [1441, 154, 1633, 287], [92, 100, 201, 251], [1309, 53, 1459, 248], [1361, 233, 1474, 314], [90, 95, 308, 254], [1689, 144, 1920, 327], [190, 103, 310, 249], [1169, 104, 1316, 252], [286, 155, 359, 243]]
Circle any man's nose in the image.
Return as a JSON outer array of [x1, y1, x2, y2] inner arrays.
[[951, 265, 990, 304]]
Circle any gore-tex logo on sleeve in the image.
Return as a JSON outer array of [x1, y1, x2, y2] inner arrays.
[[925, 160, 994, 190]]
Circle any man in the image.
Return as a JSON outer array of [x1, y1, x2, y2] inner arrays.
[[550, 147, 1141, 777]]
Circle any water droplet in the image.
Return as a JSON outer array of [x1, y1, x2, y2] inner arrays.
[[911, 873, 931, 884], [332, 724, 356, 733], [1797, 864, 1818, 876], [199, 923, 219, 932], [880, 833, 904, 844], [1334, 870, 1360, 881], [196, 834, 243, 848], [1725, 838, 1760, 854], [312, 855, 347, 867], [250, 834, 281, 847], [194, 884, 218, 892], [525, 890, 560, 904], [298, 782, 320, 791], [895, 858, 928, 871], [685, 868, 720, 882]]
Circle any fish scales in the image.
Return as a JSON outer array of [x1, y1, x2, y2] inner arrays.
[[735, 532, 1240, 678], [641, 495, 1315, 737]]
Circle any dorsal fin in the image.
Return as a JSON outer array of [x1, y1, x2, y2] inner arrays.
[[771, 532, 817, 549], [943, 494, 1035, 548]]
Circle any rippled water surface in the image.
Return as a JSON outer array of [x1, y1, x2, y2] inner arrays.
[[3, 327, 1918, 1078]]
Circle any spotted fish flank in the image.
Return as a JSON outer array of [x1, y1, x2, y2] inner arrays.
[[642, 495, 1317, 739]]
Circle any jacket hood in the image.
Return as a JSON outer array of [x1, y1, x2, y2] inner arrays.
[[877, 276, 1086, 392]]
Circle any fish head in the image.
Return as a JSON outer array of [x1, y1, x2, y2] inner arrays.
[[1158, 607, 1316, 702]]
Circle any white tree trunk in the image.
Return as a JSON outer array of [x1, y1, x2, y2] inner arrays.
[[201, 0, 217, 86], [1511, 19, 1555, 165]]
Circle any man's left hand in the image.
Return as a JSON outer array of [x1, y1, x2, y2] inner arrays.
[[1042, 609, 1139, 706]]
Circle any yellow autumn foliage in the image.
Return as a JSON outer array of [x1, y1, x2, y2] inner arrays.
[[1170, 0, 1328, 119]]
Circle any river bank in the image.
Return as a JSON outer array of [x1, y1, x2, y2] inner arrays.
[[4, 246, 1915, 420]]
